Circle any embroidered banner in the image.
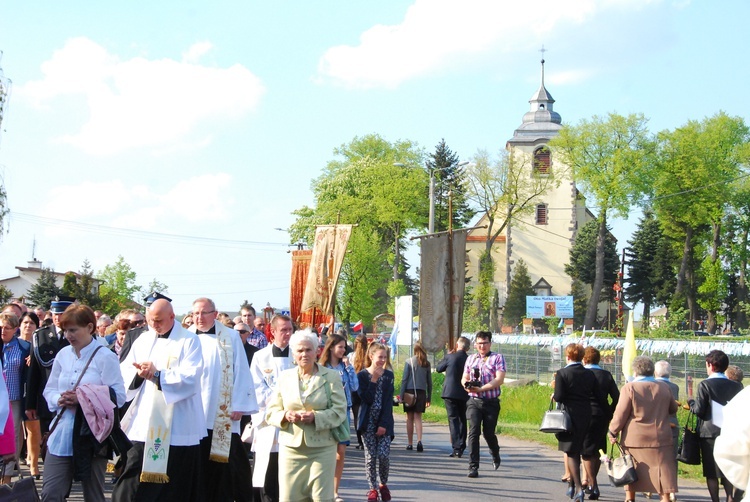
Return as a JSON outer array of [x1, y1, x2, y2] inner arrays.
[[301, 224, 353, 315]]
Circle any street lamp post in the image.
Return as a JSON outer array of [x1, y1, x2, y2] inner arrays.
[[395, 161, 469, 234]]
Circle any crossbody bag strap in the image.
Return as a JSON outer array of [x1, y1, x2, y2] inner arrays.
[[410, 358, 416, 391], [47, 344, 105, 436]]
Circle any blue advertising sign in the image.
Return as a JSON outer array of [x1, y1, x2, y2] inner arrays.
[[526, 296, 574, 319]]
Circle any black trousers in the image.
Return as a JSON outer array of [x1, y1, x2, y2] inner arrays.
[[112, 441, 203, 502], [444, 398, 468, 453], [467, 397, 500, 470], [200, 430, 253, 502]]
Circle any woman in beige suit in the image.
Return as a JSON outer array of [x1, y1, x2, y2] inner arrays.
[[608, 356, 678, 502], [266, 330, 348, 502]]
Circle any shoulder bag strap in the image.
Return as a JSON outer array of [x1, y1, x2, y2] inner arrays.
[[47, 344, 105, 436], [410, 358, 416, 391]]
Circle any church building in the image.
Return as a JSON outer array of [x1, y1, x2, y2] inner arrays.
[[465, 58, 596, 329]]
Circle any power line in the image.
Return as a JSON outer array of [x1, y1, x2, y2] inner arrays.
[[9, 211, 292, 249]]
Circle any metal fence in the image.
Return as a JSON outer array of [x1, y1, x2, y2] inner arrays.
[[392, 335, 750, 397]]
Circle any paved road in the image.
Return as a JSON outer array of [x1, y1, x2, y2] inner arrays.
[[336, 414, 713, 502], [20, 414, 713, 501]]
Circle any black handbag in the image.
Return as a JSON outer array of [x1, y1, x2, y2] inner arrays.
[[0, 465, 40, 502], [539, 399, 572, 433], [606, 441, 638, 487], [677, 411, 701, 465]]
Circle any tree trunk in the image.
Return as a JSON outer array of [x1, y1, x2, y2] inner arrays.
[[584, 217, 607, 329], [706, 222, 721, 334], [737, 226, 749, 329]]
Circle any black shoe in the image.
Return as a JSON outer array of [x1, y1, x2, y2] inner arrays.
[[416, 441, 423, 452], [566, 482, 574, 499], [449, 449, 461, 458], [492, 456, 501, 470], [589, 487, 600, 500], [405, 444, 413, 451], [467, 469, 478, 478], [583, 486, 592, 496], [574, 490, 585, 502]]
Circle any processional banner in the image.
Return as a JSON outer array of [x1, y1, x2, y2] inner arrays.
[[300, 224, 353, 315], [418, 230, 468, 353]]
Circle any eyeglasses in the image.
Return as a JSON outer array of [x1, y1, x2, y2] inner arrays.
[[193, 311, 216, 317], [237, 329, 249, 334], [1, 326, 15, 332]]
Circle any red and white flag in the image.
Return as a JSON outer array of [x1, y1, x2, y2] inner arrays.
[[352, 320, 363, 332]]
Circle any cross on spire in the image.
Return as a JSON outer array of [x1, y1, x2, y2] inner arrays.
[[539, 45, 547, 63]]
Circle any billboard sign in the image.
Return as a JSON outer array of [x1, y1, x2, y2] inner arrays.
[[526, 296, 574, 319]]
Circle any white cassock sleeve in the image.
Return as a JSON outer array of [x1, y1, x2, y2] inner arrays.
[[161, 334, 204, 406], [231, 330, 258, 415], [715, 387, 750, 491]]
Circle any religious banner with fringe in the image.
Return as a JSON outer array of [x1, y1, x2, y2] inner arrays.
[[290, 250, 334, 330], [301, 224, 353, 316], [417, 229, 468, 353]]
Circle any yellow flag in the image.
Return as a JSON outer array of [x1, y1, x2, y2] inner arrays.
[[622, 310, 637, 379]]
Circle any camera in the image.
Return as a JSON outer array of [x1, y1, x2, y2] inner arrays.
[[465, 367, 482, 389]]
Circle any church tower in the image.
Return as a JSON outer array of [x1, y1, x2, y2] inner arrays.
[[464, 56, 593, 330]]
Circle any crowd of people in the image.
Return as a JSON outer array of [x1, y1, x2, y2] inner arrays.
[[548, 342, 746, 502], [0, 297, 748, 502]]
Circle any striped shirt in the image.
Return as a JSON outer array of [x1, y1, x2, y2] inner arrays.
[[2, 337, 24, 401], [463, 351, 506, 400]]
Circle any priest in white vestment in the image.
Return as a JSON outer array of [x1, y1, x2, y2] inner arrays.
[[189, 297, 259, 502], [112, 299, 206, 502], [250, 314, 295, 502]]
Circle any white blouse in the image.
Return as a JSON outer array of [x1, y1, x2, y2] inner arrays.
[[43, 339, 126, 457]]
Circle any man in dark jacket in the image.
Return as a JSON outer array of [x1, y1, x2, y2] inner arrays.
[[689, 350, 744, 502], [436, 336, 470, 458], [25, 298, 73, 434]]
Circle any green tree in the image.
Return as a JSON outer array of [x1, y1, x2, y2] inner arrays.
[[725, 177, 750, 328], [0, 285, 12, 304], [653, 112, 750, 332], [503, 259, 535, 327], [0, 176, 8, 241], [98, 256, 141, 315], [62, 272, 78, 298], [565, 220, 620, 305], [144, 278, 169, 296], [464, 148, 562, 323], [426, 139, 471, 232], [569, 279, 588, 329], [550, 113, 654, 328], [624, 211, 665, 325], [290, 134, 427, 324], [76, 259, 101, 309], [26, 268, 63, 309]]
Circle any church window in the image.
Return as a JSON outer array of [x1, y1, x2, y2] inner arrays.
[[533, 146, 551, 174], [535, 204, 548, 225]]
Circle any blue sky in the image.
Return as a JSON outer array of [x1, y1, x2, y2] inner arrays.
[[0, 0, 747, 315]]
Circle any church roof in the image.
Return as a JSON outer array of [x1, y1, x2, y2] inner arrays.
[[508, 58, 563, 145]]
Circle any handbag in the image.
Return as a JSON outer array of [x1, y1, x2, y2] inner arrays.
[[403, 359, 418, 408], [41, 345, 104, 460], [0, 465, 40, 502], [677, 410, 701, 465], [606, 441, 638, 487], [323, 375, 351, 443], [539, 398, 572, 433]]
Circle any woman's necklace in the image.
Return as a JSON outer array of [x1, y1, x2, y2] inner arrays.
[[299, 367, 317, 392]]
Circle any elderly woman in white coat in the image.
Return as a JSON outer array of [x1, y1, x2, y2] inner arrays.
[[266, 330, 347, 502]]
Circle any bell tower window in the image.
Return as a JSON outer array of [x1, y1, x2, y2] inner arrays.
[[533, 146, 551, 174]]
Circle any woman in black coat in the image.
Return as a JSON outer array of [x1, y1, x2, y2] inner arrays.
[[581, 346, 619, 500], [553, 343, 603, 502]]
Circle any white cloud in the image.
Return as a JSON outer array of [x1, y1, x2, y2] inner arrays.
[[18, 37, 265, 155], [39, 173, 235, 232], [317, 0, 660, 89]]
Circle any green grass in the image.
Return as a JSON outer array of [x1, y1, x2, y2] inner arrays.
[[393, 368, 705, 482]]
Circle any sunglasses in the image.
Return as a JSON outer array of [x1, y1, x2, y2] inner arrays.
[[237, 329, 249, 334]]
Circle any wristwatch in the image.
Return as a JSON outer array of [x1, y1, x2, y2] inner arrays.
[[152, 370, 161, 382]]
